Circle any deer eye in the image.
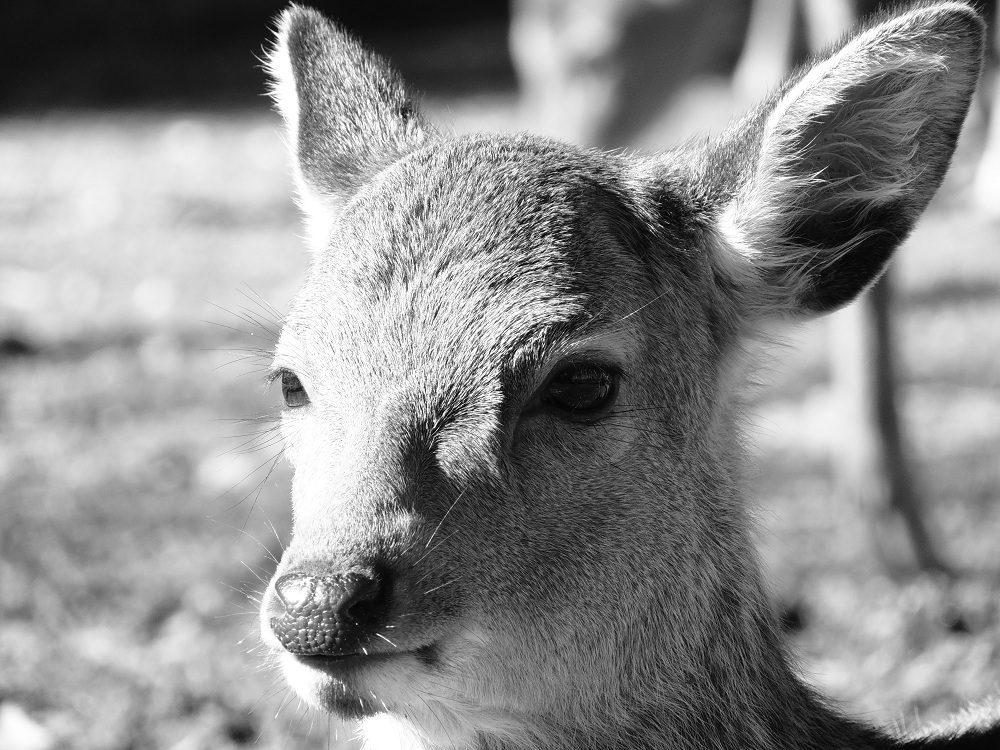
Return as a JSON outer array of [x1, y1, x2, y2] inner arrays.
[[544, 363, 618, 420], [280, 370, 310, 408]]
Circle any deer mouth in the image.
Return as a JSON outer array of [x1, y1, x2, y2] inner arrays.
[[293, 642, 438, 673], [280, 643, 444, 719]]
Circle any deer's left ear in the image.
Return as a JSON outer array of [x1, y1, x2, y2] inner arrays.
[[268, 5, 437, 252], [713, 2, 984, 317]]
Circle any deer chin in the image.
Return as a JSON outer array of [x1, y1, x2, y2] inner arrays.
[[278, 647, 436, 718], [278, 627, 532, 750]]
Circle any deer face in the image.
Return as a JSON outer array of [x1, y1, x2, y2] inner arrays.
[[261, 134, 731, 744]]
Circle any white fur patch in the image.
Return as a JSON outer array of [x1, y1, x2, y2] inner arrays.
[[265, 9, 337, 254], [266, 10, 299, 147]]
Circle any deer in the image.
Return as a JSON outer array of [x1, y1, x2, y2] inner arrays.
[[257, 3, 999, 749]]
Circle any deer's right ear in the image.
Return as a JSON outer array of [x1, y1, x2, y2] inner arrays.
[[268, 5, 437, 252], [708, 2, 983, 319]]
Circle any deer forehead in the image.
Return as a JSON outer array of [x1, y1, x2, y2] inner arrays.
[[329, 134, 655, 290], [278, 135, 677, 406]]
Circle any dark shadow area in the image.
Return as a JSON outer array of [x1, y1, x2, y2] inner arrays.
[[0, 0, 514, 111]]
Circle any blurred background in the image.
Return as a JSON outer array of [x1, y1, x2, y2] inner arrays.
[[0, 1, 997, 749]]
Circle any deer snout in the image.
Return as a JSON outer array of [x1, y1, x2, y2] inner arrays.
[[267, 570, 389, 656]]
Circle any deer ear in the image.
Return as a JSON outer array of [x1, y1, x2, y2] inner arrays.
[[714, 3, 983, 317], [268, 5, 437, 252]]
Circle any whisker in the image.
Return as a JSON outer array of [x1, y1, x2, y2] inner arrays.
[[426, 488, 467, 549], [423, 578, 462, 596]]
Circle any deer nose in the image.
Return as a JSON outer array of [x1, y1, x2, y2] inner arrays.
[[269, 571, 388, 656]]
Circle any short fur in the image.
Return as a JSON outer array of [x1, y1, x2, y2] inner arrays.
[[257, 4, 997, 750]]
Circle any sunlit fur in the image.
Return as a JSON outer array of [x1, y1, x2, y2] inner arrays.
[[256, 4, 995, 750]]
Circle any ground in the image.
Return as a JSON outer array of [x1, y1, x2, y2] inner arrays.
[[0, 94, 997, 749]]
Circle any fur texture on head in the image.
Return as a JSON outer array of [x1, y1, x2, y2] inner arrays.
[[258, 4, 988, 750]]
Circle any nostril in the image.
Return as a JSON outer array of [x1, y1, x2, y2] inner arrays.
[[341, 574, 382, 620], [270, 571, 388, 656]]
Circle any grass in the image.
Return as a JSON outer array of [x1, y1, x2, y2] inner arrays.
[[0, 96, 997, 748]]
